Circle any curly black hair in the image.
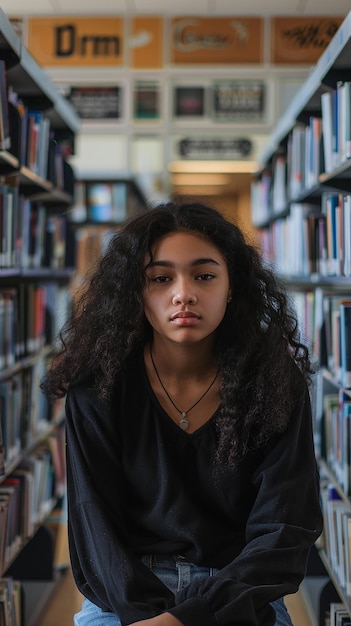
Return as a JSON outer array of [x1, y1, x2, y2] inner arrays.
[[42, 199, 313, 466]]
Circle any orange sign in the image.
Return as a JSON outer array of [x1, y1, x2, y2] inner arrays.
[[271, 16, 343, 64], [130, 17, 163, 69], [27, 17, 124, 66], [171, 17, 263, 65]]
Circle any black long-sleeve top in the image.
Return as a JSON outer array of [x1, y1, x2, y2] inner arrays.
[[65, 352, 323, 626]]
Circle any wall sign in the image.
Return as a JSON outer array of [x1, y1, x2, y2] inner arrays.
[[271, 16, 343, 64], [26, 14, 343, 68], [213, 80, 265, 121], [130, 17, 164, 69], [68, 86, 122, 120], [28, 17, 124, 66], [171, 17, 263, 65], [177, 137, 252, 159]]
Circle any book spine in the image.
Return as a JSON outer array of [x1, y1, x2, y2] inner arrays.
[[340, 301, 351, 388]]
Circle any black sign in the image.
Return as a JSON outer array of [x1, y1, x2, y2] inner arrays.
[[69, 86, 122, 120], [178, 137, 252, 159]]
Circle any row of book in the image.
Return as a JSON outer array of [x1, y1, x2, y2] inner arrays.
[[0, 357, 50, 469], [0, 433, 65, 575], [288, 117, 323, 199], [0, 59, 67, 193], [258, 192, 351, 278], [73, 181, 131, 224], [321, 82, 351, 174], [251, 80, 351, 227], [72, 224, 117, 288], [323, 391, 351, 497], [328, 602, 351, 626], [0, 355, 64, 473], [290, 290, 351, 389], [320, 480, 351, 599], [0, 283, 71, 370], [0, 577, 21, 626], [264, 127, 322, 219], [0, 186, 69, 271], [8, 75, 66, 189], [9, 94, 51, 181], [19, 199, 68, 271]]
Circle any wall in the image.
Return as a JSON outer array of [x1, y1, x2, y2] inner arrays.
[[13, 14, 346, 228]]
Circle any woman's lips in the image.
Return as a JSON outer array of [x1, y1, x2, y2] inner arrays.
[[171, 311, 200, 325]]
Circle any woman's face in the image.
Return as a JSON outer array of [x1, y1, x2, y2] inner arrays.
[[143, 231, 231, 346]]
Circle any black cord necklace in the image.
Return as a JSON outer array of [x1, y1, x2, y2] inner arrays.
[[149, 344, 219, 431]]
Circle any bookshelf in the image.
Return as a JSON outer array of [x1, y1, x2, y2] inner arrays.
[[252, 10, 351, 626], [0, 9, 80, 625], [69, 174, 148, 288]]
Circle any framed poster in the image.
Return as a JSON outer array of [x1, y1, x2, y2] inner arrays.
[[133, 81, 161, 121], [68, 86, 122, 120], [212, 80, 265, 122], [173, 86, 205, 118]]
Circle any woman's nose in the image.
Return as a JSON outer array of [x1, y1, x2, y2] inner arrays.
[[172, 281, 197, 305]]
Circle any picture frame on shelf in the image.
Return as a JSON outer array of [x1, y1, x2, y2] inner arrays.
[[212, 80, 266, 123], [133, 80, 161, 121], [173, 85, 206, 119], [68, 86, 123, 121]]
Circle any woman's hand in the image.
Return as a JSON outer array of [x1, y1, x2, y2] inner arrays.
[[128, 613, 183, 626]]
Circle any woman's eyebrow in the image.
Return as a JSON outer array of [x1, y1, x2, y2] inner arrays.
[[146, 257, 221, 269]]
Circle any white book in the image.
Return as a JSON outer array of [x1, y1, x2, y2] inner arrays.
[[321, 90, 334, 173], [344, 81, 351, 159], [289, 125, 305, 199], [272, 154, 287, 215], [338, 81, 346, 164]]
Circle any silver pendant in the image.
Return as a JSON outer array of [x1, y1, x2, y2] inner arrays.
[[179, 414, 189, 431]]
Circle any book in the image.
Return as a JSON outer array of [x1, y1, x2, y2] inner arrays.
[[0, 60, 11, 151], [25, 110, 44, 174], [322, 192, 342, 276], [340, 301, 351, 388], [321, 90, 334, 174], [339, 391, 351, 496], [271, 153, 287, 215], [333, 88, 340, 169], [343, 195, 351, 277], [344, 81, 351, 160]]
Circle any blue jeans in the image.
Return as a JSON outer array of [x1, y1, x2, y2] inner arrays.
[[74, 554, 294, 626]]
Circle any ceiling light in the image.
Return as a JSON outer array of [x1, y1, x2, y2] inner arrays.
[[171, 173, 230, 186], [168, 160, 258, 174]]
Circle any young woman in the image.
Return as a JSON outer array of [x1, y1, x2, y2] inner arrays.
[[42, 200, 323, 626]]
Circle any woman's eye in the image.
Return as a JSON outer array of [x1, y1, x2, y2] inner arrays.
[[197, 273, 215, 281], [152, 275, 171, 283]]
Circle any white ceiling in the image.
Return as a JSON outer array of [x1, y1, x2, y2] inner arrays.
[[2, 0, 351, 16]]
